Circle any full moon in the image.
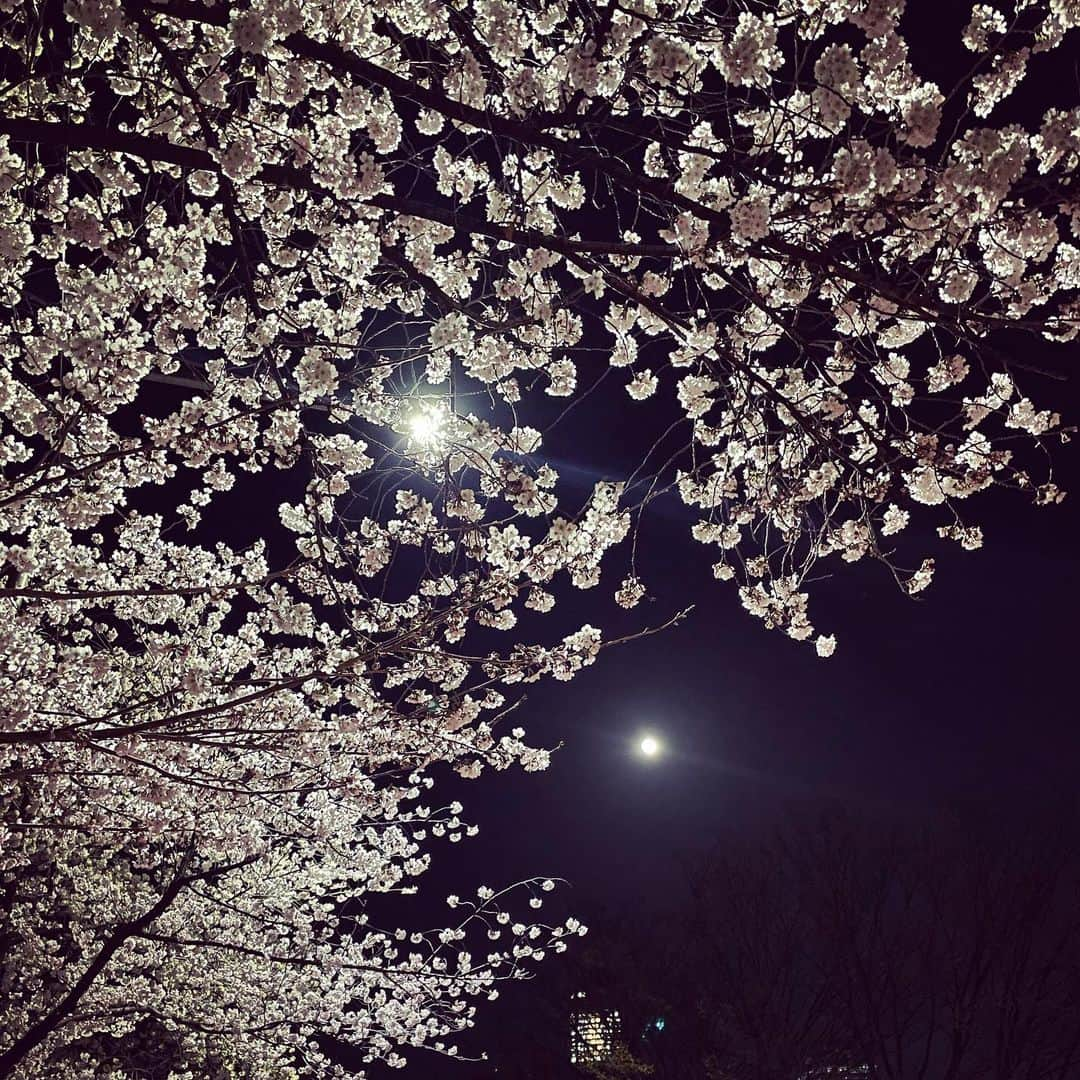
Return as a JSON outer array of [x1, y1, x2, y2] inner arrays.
[[639, 735, 660, 757]]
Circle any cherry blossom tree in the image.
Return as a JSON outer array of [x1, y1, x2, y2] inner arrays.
[[1, 0, 1078, 1074]]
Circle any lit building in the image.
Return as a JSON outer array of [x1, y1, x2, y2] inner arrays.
[[569, 992, 621, 1066], [798, 1066, 872, 1079]]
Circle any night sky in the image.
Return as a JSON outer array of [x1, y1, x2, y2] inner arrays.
[[378, 338, 1080, 1076], [421, 365, 1080, 898]]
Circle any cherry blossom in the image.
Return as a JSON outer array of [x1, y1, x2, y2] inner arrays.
[[1, 0, 1078, 1073]]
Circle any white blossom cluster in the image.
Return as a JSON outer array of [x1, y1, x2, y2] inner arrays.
[[1, 0, 1078, 1073]]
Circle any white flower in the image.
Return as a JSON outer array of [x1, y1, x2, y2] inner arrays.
[[677, 374, 718, 419], [231, 10, 270, 54], [296, 351, 338, 404], [730, 191, 771, 242], [615, 576, 646, 609], [907, 558, 936, 594], [906, 466, 946, 506], [219, 134, 261, 182], [963, 5, 1007, 51], [627, 369, 658, 400], [881, 504, 910, 536]]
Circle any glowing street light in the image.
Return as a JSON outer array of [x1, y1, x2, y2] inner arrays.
[[405, 404, 447, 449]]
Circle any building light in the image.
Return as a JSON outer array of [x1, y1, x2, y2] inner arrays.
[[569, 997, 620, 1066], [798, 1067, 872, 1079]]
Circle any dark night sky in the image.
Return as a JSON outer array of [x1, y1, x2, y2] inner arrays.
[[424, 378, 1080, 910], [382, 354, 1080, 1077]]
